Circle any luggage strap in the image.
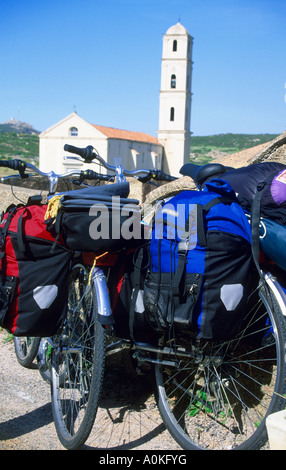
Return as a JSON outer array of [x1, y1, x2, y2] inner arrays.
[[171, 196, 235, 301], [129, 246, 146, 341], [0, 207, 17, 259], [251, 181, 267, 278]]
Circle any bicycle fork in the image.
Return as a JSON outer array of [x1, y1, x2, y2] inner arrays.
[[91, 267, 114, 328]]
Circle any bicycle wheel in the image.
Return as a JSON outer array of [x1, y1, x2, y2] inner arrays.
[[155, 279, 286, 450], [51, 263, 106, 450], [14, 336, 41, 368]]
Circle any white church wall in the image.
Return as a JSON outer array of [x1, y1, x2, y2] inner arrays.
[[108, 139, 163, 172], [39, 113, 108, 174], [40, 112, 163, 176]]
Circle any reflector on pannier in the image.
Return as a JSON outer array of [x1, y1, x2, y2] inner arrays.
[[0, 199, 72, 336], [144, 180, 257, 341]]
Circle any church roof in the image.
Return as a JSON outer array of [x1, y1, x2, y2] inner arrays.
[[166, 22, 189, 35], [92, 124, 159, 144]]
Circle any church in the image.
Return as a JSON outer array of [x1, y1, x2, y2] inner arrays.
[[39, 22, 193, 178]]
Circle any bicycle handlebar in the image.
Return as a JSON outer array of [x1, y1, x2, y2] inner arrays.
[[0, 160, 112, 181], [63, 144, 95, 163], [137, 169, 175, 183], [0, 144, 176, 193], [0, 158, 115, 194], [80, 169, 112, 182], [0, 159, 27, 174], [63, 144, 176, 183]]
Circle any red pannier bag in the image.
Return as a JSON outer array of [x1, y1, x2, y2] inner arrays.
[[0, 199, 72, 336]]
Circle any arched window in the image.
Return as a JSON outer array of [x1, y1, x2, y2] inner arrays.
[[69, 127, 78, 137], [171, 74, 176, 89], [173, 40, 177, 52], [170, 107, 175, 122]]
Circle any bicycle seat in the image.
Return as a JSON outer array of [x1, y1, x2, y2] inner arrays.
[[180, 162, 228, 186]]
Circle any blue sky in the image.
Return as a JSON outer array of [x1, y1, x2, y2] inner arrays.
[[0, 0, 285, 136]]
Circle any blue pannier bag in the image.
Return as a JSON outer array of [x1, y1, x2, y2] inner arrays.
[[143, 179, 256, 341]]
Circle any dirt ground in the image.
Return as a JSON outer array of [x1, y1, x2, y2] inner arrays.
[[0, 330, 182, 451]]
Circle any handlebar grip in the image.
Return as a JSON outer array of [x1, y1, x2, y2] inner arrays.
[[0, 159, 26, 172], [81, 169, 114, 182], [64, 144, 95, 162], [150, 170, 177, 182]]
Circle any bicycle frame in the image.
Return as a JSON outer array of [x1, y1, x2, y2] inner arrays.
[[90, 267, 113, 325], [264, 272, 286, 317]]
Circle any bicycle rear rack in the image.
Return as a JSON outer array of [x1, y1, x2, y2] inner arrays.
[[105, 338, 198, 368]]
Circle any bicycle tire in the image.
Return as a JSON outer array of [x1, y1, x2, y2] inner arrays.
[[51, 263, 106, 450], [155, 279, 286, 450], [13, 337, 41, 368]]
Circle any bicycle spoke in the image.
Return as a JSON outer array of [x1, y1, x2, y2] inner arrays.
[[156, 284, 286, 450]]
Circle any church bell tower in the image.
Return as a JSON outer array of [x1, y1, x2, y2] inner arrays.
[[158, 22, 193, 177]]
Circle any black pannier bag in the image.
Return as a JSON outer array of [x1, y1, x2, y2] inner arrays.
[[222, 162, 286, 224], [45, 183, 142, 253], [144, 180, 257, 341], [84, 247, 153, 343], [180, 161, 286, 224], [222, 162, 286, 272], [0, 199, 72, 337]]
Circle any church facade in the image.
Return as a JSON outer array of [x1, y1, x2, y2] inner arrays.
[[39, 112, 163, 175], [39, 22, 193, 177]]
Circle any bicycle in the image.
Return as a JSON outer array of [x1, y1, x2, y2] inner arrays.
[[1, 148, 286, 450], [63, 148, 286, 451], [0, 155, 117, 447], [153, 162, 286, 450], [13, 336, 56, 385], [13, 336, 41, 368], [0, 148, 174, 450]]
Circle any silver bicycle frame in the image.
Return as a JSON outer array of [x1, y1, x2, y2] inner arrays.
[[90, 267, 113, 325], [264, 272, 286, 317]]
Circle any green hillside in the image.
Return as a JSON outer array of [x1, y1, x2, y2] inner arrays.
[[0, 131, 279, 167], [0, 132, 39, 164], [190, 133, 278, 163]]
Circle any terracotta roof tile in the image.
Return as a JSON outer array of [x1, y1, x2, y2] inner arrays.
[[92, 124, 159, 144]]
